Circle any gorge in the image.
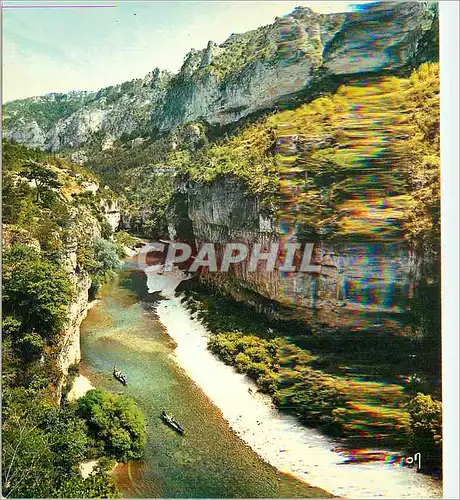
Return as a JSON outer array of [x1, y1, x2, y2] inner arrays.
[[2, 1, 442, 498]]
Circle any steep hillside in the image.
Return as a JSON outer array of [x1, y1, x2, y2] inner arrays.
[[2, 0, 442, 484], [2, 141, 150, 497], [167, 62, 439, 328], [2, 141, 124, 397], [165, 61, 440, 467], [3, 2, 437, 152]]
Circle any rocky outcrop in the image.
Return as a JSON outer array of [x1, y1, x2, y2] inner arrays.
[[55, 207, 101, 400], [3, 2, 437, 151], [322, 1, 437, 75], [56, 272, 92, 396], [55, 198, 121, 400], [100, 198, 121, 232], [168, 177, 417, 333], [4, 118, 46, 149]]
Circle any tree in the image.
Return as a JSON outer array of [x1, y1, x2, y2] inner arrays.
[[2, 389, 90, 498], [2, 385, 120, 498], [21, 160, 61, 202], [2, 244, 72, 340], [54, 464, 119, 498], [87, 238, 122, 292], [15, 331, 45, 362], [2, 171, 32, 224], [407, 393, 442, 470], [2, 412, 55, 498], [77, 389, 146, 462]]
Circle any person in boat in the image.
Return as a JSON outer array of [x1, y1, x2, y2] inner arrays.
[[113, 366, 127, 385], [161, 410, 184, 434]]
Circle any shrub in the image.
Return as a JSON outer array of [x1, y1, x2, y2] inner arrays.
[[2, 244, 72, 340], [247, 361, 270, 379], [114, 230, 141, 257], [407, 393, 442, 470], [234, 352, 251, 373], [2, 388, 96, 498], [208, 333, 240, 364], [77, 389, 146, 462], [87, 238, 122, 292], [257, 370, 279, 394]]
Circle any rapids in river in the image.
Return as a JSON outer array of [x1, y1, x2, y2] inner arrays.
[[79, 251, 442, 498]]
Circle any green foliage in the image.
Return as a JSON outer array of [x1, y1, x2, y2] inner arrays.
[[1, 140, 116, 261], [124, 171, 174, 237], [2, 138, 47, 169], [20, 159, 61, 202], [100, 218, 114, 240], [185, 289, 434, 452], [1, 141, 127, 498], [1, 387, 102, 498], [91, 237, 123, 288], [2, 169, 33, 224], [114, 230, 142, 257], [208, 332, 279, 394], [15, 331, 45, 362], [407, 393, 442, 470], [55, 463, 119, 498], [2, 244, 72, 341], [170, 125, 278, 206], [77, 389, 147, 462], [77, 236, 123, 293], [169, 64, 439, 243], [3, 92, 91, 131], [403, 63, 440, 250]]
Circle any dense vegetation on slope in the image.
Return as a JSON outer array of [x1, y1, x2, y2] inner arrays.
[[2, 59, 440, 494], [2, 92, 94, 131], [74, 64, 439, 245], [81, 123, 207, 236], [170, 62, 441, 472], [2, 141, 146, 498], [172, 63, 439, 243], [77, 390, 146, 462]]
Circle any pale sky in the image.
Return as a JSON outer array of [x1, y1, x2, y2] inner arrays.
[[2, 1, 366, 103]]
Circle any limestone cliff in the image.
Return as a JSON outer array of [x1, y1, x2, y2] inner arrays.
[[2, 141, 122, 401], [55, 195, 121, 399], [168, 176, 419, 333], [55, 208, 101, 399], [2, 2, 437, 152]]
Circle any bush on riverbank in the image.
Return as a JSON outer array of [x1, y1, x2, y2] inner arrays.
[[1, 386, 118, 498], [77, 389, 147, 462], [208, 333, 280, 393], [407, 393, 442, 472], [114, 230, 143, 257]]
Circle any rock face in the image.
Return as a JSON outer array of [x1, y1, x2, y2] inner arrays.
[[168, 177, 417, 333], [55, 200, 121, 400], [322, 1, 436, 75], [2, 2, 437, 151], [100, 199, 122, 232], [54, 207, 101, 400], [5, 118, 47, 149]]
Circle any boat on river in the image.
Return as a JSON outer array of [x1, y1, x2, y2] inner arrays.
[[161, 410, 184, 434], [113, 366, 127, 385]]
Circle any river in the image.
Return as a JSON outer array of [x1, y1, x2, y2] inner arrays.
[[79, 252, 442, 499]]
